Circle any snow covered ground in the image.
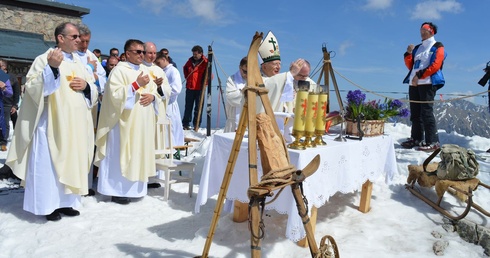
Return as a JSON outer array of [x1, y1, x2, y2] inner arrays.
[[1, 123, 490, 257]]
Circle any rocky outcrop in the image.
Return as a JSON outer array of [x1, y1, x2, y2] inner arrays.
[[442, 217, 490, 256]]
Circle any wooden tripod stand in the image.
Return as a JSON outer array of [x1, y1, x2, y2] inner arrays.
[[197, 32, 339, 258], [316, 44, 345, 114]]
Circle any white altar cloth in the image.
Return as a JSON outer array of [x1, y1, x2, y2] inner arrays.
[[195, 132, 397, 242]]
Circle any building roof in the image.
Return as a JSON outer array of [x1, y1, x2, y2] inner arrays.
[[1, 0, 90, 17], [0, 29, 54, 63]]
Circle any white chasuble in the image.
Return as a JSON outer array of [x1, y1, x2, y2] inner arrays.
[[6, 49, 97, 214], [95, 62, 160, 197]]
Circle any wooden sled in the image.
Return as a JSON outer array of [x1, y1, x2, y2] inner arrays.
[[405, 148, 490, 221]]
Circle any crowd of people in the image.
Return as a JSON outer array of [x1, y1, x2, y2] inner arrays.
[[0, 22, 337, 222], [3, 20, 487, 222], [0, 22, 204, 221]]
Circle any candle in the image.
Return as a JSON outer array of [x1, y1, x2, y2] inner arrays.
[[305, 93, 318, 133], [315, 93, 328, 131], [292, 90, 309, 132]]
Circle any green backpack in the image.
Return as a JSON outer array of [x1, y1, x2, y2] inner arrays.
[[434, 144, 479, 180]]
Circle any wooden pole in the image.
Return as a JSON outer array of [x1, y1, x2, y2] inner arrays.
[[205, 46, 213, 136], [199, 32, 264, 258], [243, 32, 264, 258], [199, 103, 249, 258]]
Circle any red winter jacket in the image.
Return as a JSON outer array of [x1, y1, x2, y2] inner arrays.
[[183, 56, 208, 90]]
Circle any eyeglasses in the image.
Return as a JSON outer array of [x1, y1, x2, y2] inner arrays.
[[241, 68, 247, 75], [127, 50, 146, 55], [62, 34, 80, 40]]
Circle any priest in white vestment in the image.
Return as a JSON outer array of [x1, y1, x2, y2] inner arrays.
[[94, 39, 161, 205], [155, 53, 185, 146], [6, 22, 98, 221], [257, 31, 295, 113], [76, 24, 107, 100], [224, 57, 247, 133], [76, 23, 107, 194], [143, 42, 171, 124], [257, 31, 308, 113]]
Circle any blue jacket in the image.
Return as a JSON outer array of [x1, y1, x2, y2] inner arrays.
[[403, 42, 446, 87]]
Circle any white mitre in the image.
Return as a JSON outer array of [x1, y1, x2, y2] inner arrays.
[[259, 31, 280, 63]]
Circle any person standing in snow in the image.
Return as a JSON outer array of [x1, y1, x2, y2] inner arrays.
[[6, 22, 98, 221], [401, 22, 446, 152]]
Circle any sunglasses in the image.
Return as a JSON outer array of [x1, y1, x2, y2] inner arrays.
[[62, 34, 80, 40], [127, 50, 146, 55], [241, 68, 248, 75]]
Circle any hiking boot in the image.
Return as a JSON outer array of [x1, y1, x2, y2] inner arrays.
[[401, 138, 422, 149], [417, 142, 440, 152]]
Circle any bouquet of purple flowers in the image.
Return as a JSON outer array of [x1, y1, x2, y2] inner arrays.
[[345, 90, 410, 121]]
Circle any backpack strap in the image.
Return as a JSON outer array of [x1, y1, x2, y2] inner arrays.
[[423, 147, 441, 172], [432, 42, 444, 49]]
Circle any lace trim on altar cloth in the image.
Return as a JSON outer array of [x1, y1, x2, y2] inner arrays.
[[195, 133, 398, 242]]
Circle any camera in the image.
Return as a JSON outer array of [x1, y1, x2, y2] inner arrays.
[[297, 80, 310, 91]]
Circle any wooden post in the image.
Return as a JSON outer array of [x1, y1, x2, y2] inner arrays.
[[358, 180, 373, 213], [233, 201, 249, 223]]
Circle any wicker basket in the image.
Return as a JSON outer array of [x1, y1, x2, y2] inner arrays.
[[346, 119, 385, 137]]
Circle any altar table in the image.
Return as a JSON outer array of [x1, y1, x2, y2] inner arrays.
[[195, 132, 397, 242]]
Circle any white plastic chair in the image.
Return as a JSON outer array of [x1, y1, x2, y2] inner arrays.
[[155, 118, 195, 201]]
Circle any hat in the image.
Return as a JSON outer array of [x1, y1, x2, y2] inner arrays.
[[259, 31, 280, 63]]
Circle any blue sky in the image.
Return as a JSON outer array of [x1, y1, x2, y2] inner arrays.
[[59, 0, 490, 109]]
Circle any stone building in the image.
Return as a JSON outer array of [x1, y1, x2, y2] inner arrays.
[[0, 0, 90, 85]]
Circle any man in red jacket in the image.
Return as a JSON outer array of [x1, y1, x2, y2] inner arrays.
[[182, 45, 208, 130]]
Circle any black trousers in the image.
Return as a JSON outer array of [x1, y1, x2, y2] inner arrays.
[[0, 104, 15, 145], [182, 89, 203, 128], [408, 84, 439, 144]]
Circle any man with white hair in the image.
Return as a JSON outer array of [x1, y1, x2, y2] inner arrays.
[[142, 42, 171, 123], [76, 24, 107, 195], [76, 24, 106, 99]]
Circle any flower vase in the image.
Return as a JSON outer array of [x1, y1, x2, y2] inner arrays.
[[345, 119, 385, 137]]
